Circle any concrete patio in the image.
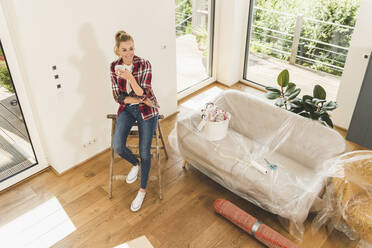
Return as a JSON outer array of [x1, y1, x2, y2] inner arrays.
[[246, 52, 341, 101], [176, 34, 209, 93], [0, 89, 36, 181]]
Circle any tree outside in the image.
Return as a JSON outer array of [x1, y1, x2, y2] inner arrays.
[[175, 0, 193, 37], [250, 0, 359, 76], [0, 44, 14, 94]]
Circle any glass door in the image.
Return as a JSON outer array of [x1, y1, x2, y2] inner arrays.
[[244, 0, 360, 101], [175, 0, 215, 93], [0, 40, 38, 182]]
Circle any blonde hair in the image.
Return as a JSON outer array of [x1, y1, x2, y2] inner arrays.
[[114, 30, 134, 56]]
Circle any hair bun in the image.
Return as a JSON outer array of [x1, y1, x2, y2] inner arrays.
[[115, 30, 126, 40], [114, 30, 134, 55]]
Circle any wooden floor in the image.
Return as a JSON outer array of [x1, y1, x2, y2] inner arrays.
[[0, 82, 366, 248]]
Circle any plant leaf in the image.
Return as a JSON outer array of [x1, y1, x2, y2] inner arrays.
[[320, 114, 334, 128], [305, 99, 317, 107], [266, 91, 281, 100], [290, 98, 303, 112], [265, 86, 281, 94], [291, 98, 302, 105], [319, 110, 327, 115], [275, 98, 285, 107], [285, 82, 296, 95], [323, 101, 338, 111], [303, 95, 313, 102], [304, 100, 317, 112], [312, 98, 327, 105], [288, 88, 301, 100], [310, 111, 320, 120], [313, 85, 326, 100], [290, 102, 302, 109], [290, 107, 305, 114], [300, 112, 310, 118], [277, 69, 289, 88]]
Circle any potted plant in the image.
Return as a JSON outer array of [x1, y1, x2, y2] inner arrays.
[[265, 69, 338, 128]]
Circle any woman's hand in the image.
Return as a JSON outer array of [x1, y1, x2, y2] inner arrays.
[[116, 69, 132, 80], [117, 69, 144, 95], [143, 98, 159, 108], [124, 96, 141, 104], [116, 68, 144, 96]]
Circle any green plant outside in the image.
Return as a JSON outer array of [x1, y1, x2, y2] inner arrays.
[[175, 0, 193, 37], [251, 0, 359, 76], [0, 65, 14, 93], [0, 45, 14, 93]]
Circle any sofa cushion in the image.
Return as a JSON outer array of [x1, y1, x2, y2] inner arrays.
[[177, 119, 324, 222], [213, 90, 347, 170]]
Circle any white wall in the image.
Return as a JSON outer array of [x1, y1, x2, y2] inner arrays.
[[215, 0, 249, 86], [333, 0, 372, 129], [0, 0, 178, 173]]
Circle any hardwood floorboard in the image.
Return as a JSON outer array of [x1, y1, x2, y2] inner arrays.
[[0, 82, 368, 248]]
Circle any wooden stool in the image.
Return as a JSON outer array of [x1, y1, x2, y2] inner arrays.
[[107, 114, 168, 200]]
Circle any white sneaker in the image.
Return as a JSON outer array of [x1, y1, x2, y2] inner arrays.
[[126, 165, 139, 184], [130, 190, 146, 212]]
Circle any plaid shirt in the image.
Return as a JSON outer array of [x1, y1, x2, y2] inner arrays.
[[110, 55, 159, 120]]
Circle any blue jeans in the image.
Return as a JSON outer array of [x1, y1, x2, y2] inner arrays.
[[113, 104, 158, 189]]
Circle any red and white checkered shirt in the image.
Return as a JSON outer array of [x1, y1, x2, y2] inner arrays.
[[110, 55, 159, 120]]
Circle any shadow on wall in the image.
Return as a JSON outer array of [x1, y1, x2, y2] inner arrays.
[[64, 23, 111, 165]]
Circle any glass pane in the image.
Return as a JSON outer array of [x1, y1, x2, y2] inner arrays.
[[175, 0, 214, 93], [0, 40, 37, 182], [244, 0, 360, 101]]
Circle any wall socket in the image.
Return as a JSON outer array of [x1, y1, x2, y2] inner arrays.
[[83, 138, 97, 148]]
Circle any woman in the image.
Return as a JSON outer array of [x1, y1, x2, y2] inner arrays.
[[110, 30, 160, 212]]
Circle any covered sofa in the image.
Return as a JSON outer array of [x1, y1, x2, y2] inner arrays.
[[176, 89, 347, 238]]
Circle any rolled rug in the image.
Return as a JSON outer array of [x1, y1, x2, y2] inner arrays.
[[214, 199, 299, 248]]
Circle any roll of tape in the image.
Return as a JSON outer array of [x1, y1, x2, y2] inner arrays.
[[251, 221, 262, 238]]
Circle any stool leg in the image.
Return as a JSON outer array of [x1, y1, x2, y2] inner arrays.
[[158, 123, 168, 160], [109, 119, 116, 199], [109, 147, 114, 199], [156, 125, 162, 199], [182, 160, 187, 169]]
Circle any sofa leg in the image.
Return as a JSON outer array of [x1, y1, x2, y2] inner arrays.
[[288, 221, 296, 237], [288, 220, 302, 239], [278, 216, 301, 239], [182, 160, 187, 169]]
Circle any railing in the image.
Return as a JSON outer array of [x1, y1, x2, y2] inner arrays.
[[175, 0, 209, 37], [175, 0, 193, 36], [175, 11, 192, 28], [250, 6, 355, 75]]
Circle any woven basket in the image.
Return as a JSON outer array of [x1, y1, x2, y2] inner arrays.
[[332, 150, 372, 243]]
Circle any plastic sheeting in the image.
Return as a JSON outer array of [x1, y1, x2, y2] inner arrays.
[[170, 90, 347, 240], [312, 150, 372, 247]]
